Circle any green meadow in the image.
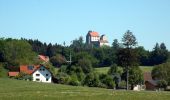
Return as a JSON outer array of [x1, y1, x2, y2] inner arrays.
[[95, 66, 153, 74], [0, 78, 170, 100]]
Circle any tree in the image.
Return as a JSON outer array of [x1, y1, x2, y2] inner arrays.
[[83, 72, 100, 87], [50, 54, 66, 67], [136, 46, 150, 66], [108, 64, 122, 88], [70, 36, 85, 52], [46, 43, 56, 58], [152, 62, 170, 86], [128, 66, 143, 90], [99, 74, 115, 89], [3, 39, 36, 68], [118, 30, 138, 90], [77, 58, 93, 74], [73, 52, 98, 67], [150, 43, 169, 65], [112, 39, 120, 50]]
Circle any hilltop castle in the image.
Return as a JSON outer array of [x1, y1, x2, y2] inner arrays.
[[86, 30, 109, 47]]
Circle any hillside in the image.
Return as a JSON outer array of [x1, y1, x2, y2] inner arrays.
[[95, 66, 153, 74], [0, 78, 170, 100]]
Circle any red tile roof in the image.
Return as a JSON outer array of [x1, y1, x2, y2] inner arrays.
[[89, 31, 99, 37], [20, 65, 39, 75], [8, 72, 19, 77], [38, 55, 49, 62]]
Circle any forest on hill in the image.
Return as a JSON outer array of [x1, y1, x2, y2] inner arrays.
[[0, 30, 170, 89]]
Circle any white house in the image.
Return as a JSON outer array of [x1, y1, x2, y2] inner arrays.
[[17, 65, 52, 83], [32, 65, 52, 83]]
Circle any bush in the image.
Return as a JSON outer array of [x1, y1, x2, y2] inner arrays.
[[55, 72, 70, 84], [99, 74, 115, 89], [83, 72, 100, 87], [58, 65, 67, 73], [119, 80, 126, 89], [15, 72, 32, 81], [69, 74, 80, 86], [0, 65, 8, 78], [158, 80, 168, 89], [50, 54, 66, 67], [78, 58, 93, 74]]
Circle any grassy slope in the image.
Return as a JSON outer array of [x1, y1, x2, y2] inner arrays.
[[0, 78, 170, 100], [95, 66, 153, 74]]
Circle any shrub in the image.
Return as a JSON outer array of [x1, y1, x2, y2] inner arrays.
[[58, 65, 67, 73], [69, 74, 80, 86], [99, 74, 115, 89], [158, 80, 168, 89], [55, 72, 70, 84], [119, 80, 126, 89], [83, 72, 100, 87], [78, 58, 93, 74], [50, 54, 66, 67], [15, 72, 32, 81]]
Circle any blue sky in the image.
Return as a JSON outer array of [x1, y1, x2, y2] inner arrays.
[[0, 0, 170, 50]]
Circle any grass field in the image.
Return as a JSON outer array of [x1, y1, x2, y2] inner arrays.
[[0, 78, 170, 100], [95, 66, 153, 74]]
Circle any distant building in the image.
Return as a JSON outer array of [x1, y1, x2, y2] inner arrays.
[[143, 72, 158, 90], [99, 35, 109, 46], [86, 30, 109, 47], [8, 72, 19, 77], [38, 55, 49, 63], [8, 64, 52, 83]]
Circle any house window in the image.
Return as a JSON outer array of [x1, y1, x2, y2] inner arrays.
[[36, 78, 40, 81], [28, 66, 34, 70], [46, 74, 48, 76], [46, 78, 49, 81], [36, 74, 40, 76]]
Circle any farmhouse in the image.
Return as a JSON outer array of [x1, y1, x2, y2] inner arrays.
[[8, 64, 52, 83], [143, 72, 158, 90]]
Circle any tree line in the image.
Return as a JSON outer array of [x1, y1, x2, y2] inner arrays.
[[0, 30, 169, 89]]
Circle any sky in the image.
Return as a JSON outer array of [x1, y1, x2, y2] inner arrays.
[[0, 0, 170, 50]]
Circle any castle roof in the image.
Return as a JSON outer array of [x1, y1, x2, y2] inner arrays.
[[88, 31, 100, 37]]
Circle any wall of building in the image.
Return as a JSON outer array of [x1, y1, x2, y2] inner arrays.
[[32, 66, 51, 83]]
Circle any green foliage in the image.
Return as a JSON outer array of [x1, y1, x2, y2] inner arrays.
[[0, 39, 36, 69], [99, 74, 115, 89], [55, 72, 70, 84], [58, 65, 67, 73], [150, 43, 169, 65], [74, 52, 98, 67], [69, 74, 80, 86], [70, 36, 85, 52], [122, 30, 137, 48], [108, 64, 122, 88], [108, 64, 122, 75], [15, 72, 32, 81], [65, 65, 85, 82], [152, 62, 170, 85], [119, 80, 126, 89], [83, 72, 100, 87], [0, 64, 8, 78], [50, 54, 66, 67], [157, 80, 168, 89], [128, 66, 143, 89], [77, 58, 93, 73]]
